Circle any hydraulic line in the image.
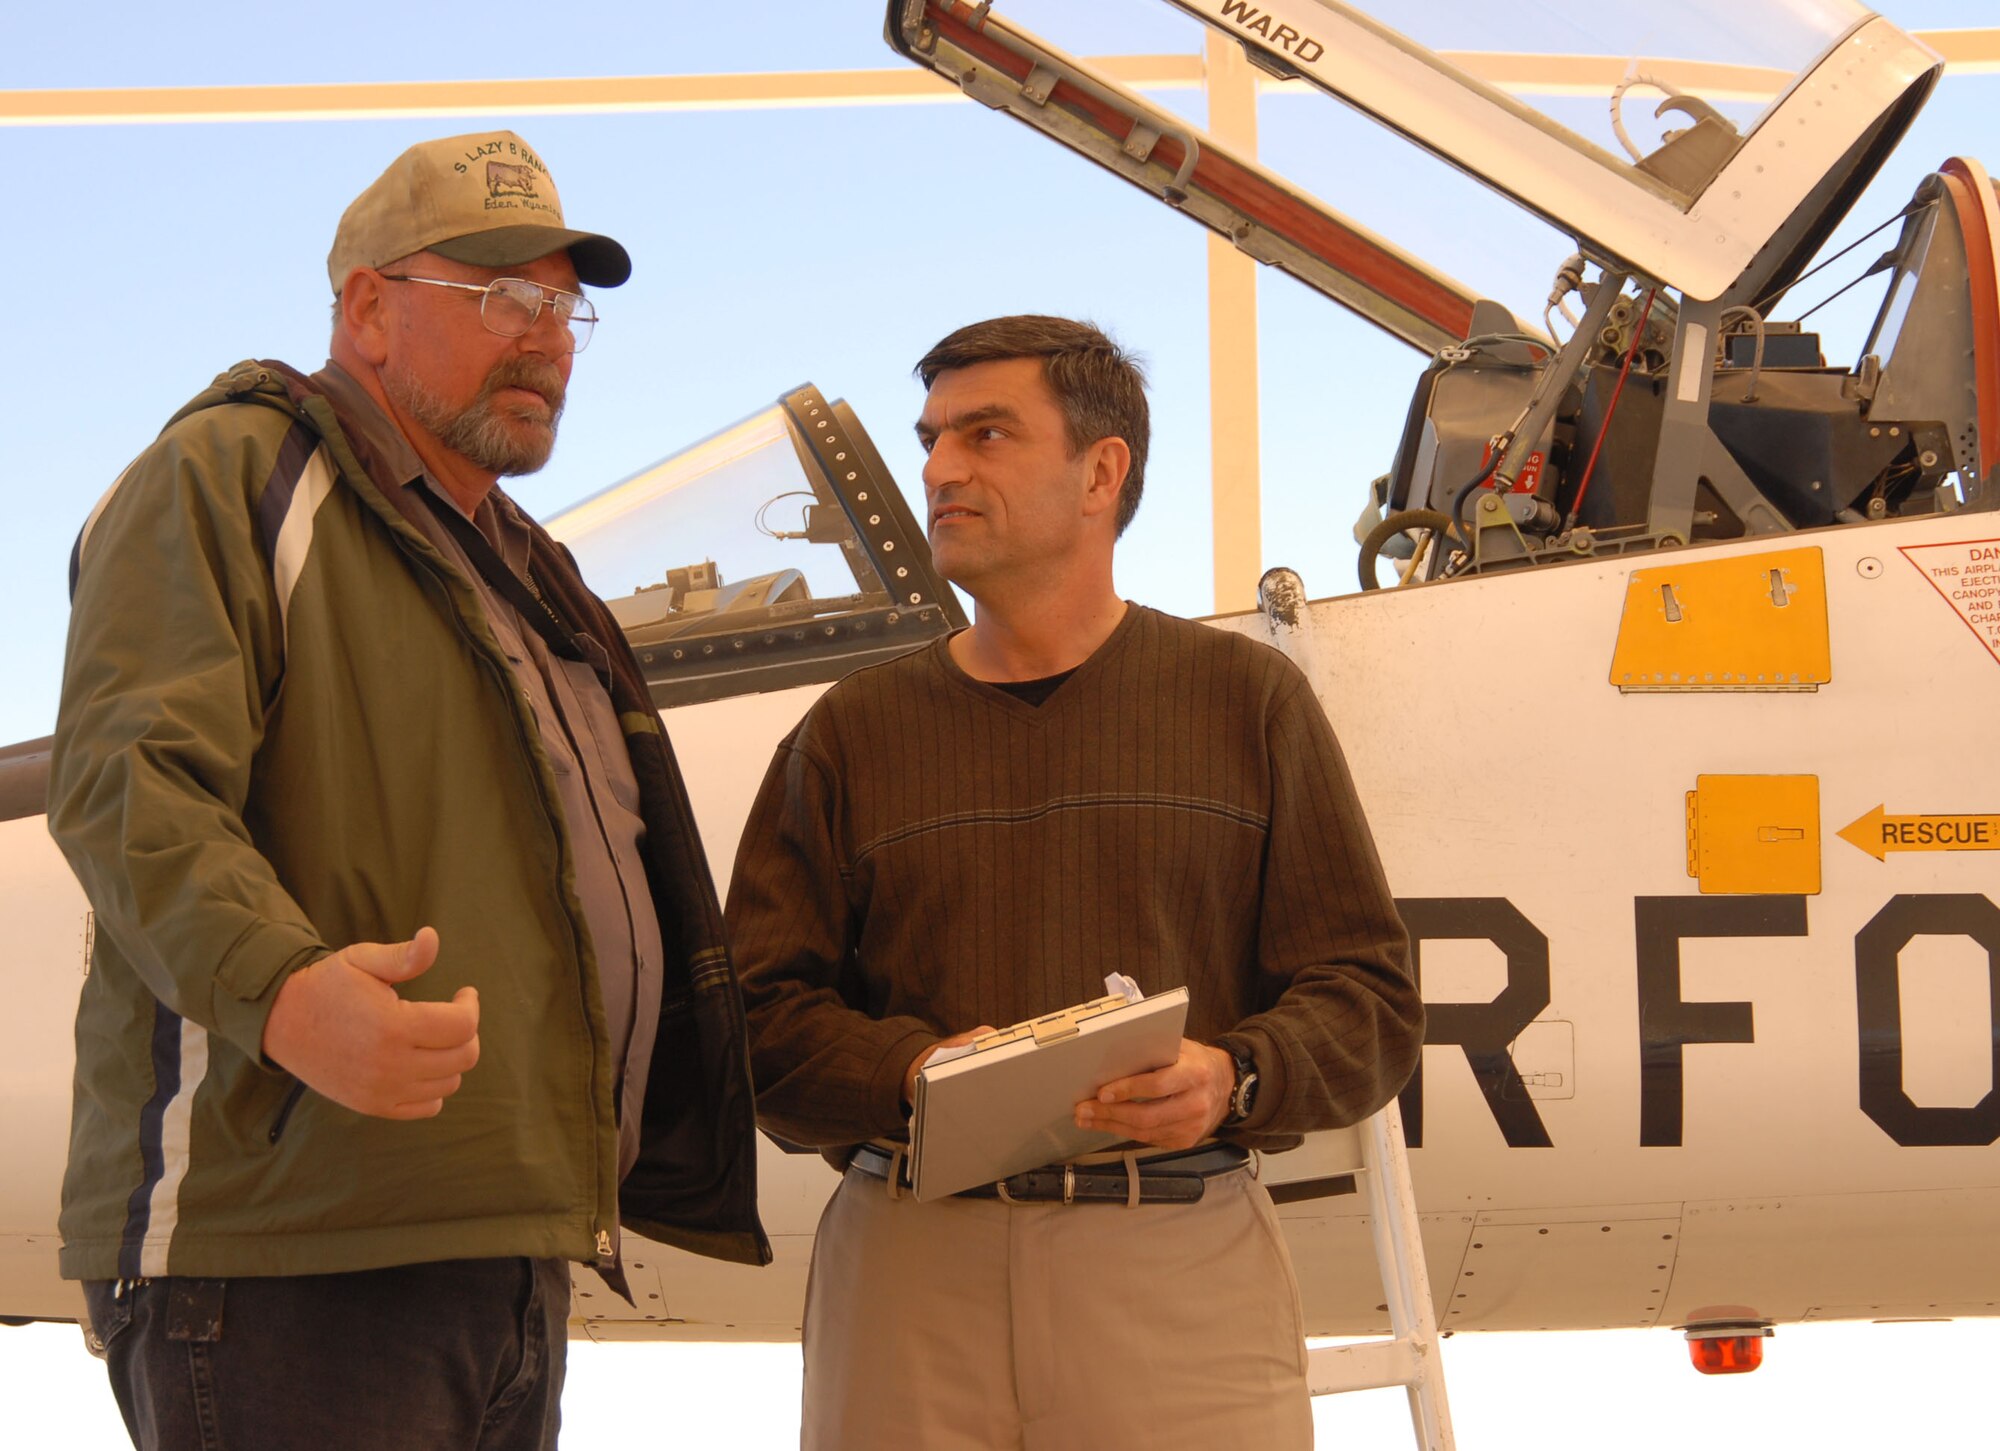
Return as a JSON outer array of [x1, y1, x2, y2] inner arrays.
[[1450, 452, 1506, 544], [1545, 252, 1587, 342], [1719, 304, 1767, 403], [1565, 288, 1659, 530], [1449, 264, 1630, 558], [1609, 74, 1690, 162]]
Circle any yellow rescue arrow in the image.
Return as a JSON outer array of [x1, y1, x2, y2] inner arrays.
[[1837, 805, 2000, 862]]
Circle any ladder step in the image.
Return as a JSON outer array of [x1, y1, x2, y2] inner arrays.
[[1307, 1337, 1422, 1395]]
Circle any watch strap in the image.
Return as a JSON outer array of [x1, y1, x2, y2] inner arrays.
[[1222, 1044, 1259, 1126]]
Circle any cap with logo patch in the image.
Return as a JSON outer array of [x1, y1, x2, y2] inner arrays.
[[327, 129, 630, 292]]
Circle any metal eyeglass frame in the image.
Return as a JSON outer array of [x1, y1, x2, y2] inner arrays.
[[382, 274, 597, 352]]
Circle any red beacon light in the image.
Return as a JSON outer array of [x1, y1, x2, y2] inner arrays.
[[1683, 1317, 1773, 1375]]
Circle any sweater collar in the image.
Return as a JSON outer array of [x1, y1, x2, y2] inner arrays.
[[932, 601, 1146, 712]]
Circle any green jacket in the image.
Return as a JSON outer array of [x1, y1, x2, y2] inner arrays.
[[50, 360, 769, 1281]]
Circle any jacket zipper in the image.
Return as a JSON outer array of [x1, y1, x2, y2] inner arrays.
[[268, 1081, 307, 1145], [256, 405, 636, 1262], [399, 512, 615, 1268]]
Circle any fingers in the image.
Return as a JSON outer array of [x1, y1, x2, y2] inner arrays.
[[262, 929, 482, 1120], [1094, 1051, 1215, 1104], [1075, 1040, 1232, 1150], [1094, 1065, 1184, 1105], [411, 1035, 482, 1077], [1077, 1093, 1182, 1134], [402, 994, 480, 1050], [1095, 1040, 1218, 1104], [340, 926, 441, 985], [340, 1049, 475, 1118], [905, 1025, 1002, 1102], [400, 1072, 467, 1104], [363, 1073, 470, 1120], [1073, 1094, 1210, 1150], [320, 1043, 477, 1119], [377, 1095, 450, 1121]]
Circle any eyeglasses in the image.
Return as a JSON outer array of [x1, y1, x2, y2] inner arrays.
[[382, 274, 598, 353]]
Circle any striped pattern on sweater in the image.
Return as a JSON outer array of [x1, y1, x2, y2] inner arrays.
[[726, 604, 1421, 1152]]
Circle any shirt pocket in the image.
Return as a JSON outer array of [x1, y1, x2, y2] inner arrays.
[[558, 657, 644, 817]]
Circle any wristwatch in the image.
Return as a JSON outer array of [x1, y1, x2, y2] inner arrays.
[[1222, 1045, 1260, 1127]]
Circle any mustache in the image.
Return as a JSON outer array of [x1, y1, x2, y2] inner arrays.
[[482, 356, 567, 418]]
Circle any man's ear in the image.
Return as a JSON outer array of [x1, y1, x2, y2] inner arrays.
[[1080, 436, 1132, 521], [336, 267, 393, 367]]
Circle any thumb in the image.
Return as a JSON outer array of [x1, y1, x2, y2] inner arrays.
[[342, 925, 440, 985]]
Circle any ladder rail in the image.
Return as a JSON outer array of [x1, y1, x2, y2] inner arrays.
[[1258, 567, 1458, 1451]]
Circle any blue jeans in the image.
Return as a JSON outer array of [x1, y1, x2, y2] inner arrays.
[[83, 1257, 569, 1451]]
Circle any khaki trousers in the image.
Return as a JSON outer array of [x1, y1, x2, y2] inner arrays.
[[800, 1162, 1312, 1450]]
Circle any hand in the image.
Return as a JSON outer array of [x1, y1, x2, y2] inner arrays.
[[1073, 1038, 1235, 1151], [902, 1024, 997, 1106], [261, 927, 481, 1120]]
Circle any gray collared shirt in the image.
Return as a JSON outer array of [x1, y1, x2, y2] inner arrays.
[[314, 362, 664, 1183]]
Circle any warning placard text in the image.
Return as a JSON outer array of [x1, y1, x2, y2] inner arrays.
[[1900, 537, 2000, 667]]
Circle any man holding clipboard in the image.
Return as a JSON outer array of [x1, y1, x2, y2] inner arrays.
[[728, 316, 1422, 1449]]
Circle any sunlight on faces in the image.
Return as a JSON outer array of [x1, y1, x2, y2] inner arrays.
[[376, 251, 578, 478], [384, 353, 568, 476], [917, 358, 1103, 592]]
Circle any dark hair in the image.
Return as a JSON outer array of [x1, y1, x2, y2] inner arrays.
[[915, 315, 1150, 535]]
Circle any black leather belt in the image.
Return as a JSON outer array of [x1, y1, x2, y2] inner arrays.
[[848, 1142, 1249, 1205]]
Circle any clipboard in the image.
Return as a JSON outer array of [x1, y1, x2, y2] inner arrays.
[[909, 984, 1190, 1202]]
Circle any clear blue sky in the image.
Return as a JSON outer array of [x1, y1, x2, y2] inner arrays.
[[3, 0, 1990, 745], [3, 2, 1998, 1444]]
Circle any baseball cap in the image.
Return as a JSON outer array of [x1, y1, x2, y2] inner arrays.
[[327, 129, 631, 292]]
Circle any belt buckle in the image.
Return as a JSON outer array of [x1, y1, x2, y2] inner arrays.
[[994, 1164, 1078, 1206]]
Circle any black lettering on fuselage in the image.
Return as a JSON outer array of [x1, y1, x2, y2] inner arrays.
[[1855, 894, 2000, 1147], [1636, 895, 1807, 1146], [1397, 897, 1553, 1149]]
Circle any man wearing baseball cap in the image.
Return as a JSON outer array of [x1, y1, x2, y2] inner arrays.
[[49, 130, 768, 1449]]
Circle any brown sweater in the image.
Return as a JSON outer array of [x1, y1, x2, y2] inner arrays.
[[726, 604, 1421, 1152]]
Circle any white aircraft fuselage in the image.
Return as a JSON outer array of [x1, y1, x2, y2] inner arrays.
[[5, 0, 1997, 1354], [6, 502, 1997, 1341]]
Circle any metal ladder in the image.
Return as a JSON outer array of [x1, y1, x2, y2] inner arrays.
[[1256, 567, 1457, 1451], [1264, 1105, 1456, 1450]]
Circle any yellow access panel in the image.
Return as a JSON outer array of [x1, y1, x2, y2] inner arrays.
[[1610, 546, 1830, 691], [1685, 774, 1822, 895]]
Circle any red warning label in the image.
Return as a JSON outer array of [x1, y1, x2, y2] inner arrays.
[[1901, 537, 2000, 666]]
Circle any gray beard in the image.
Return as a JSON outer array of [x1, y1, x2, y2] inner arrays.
[[386, 357, 567, 476]]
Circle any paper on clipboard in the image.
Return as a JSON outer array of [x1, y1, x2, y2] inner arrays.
[[909, 978, 1189, 1202]]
